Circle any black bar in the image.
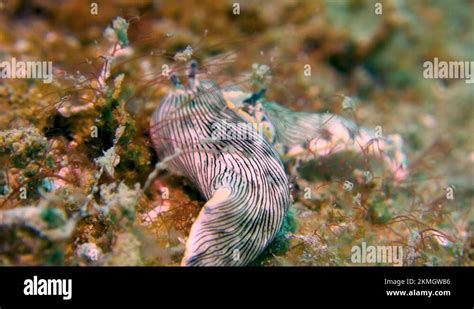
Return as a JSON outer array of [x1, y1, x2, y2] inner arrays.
[[0, 267, 472, 306]]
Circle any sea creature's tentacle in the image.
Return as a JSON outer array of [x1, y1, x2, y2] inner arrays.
[[150, 65, 290, 266]]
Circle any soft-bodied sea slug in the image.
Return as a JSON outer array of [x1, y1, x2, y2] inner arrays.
[[150, 62, 291, 266]]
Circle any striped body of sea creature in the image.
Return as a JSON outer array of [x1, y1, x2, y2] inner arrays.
[[150, 63, 291, 266]]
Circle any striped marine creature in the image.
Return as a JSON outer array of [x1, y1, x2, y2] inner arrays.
[[223, 88, 409, 181], [150, 61, 291, 266]]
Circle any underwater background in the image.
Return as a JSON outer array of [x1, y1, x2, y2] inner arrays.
[[0, 0, 472, 266]]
